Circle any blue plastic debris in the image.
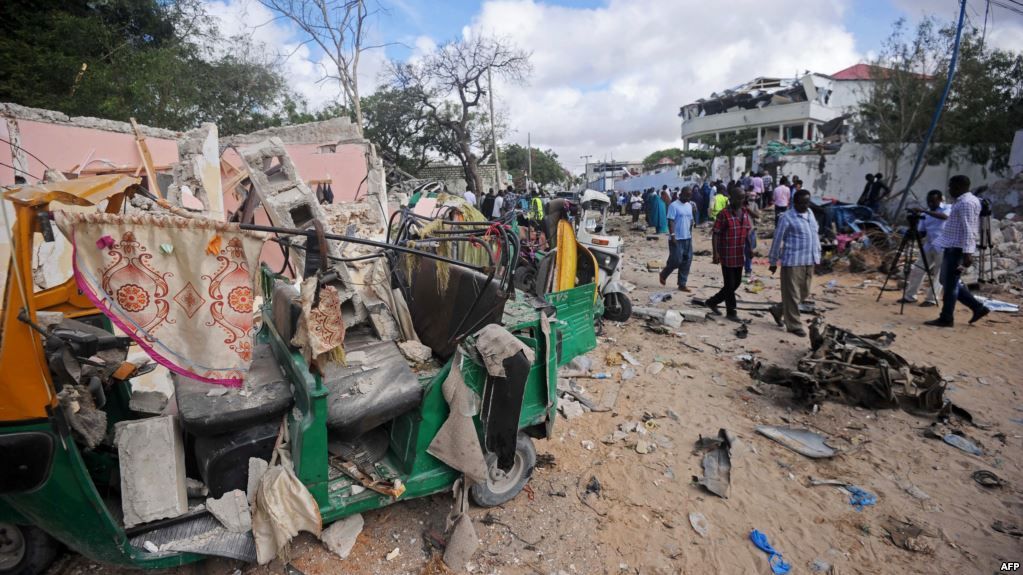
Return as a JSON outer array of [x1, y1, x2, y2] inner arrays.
[[749, 529, 792, 575], [943, 433, 983, 456], [846, 485, 877, 511]]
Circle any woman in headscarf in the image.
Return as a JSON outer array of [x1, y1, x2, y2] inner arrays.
[[650, 189, 669, 234]]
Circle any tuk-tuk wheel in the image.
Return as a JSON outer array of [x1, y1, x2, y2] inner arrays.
[[0, 524, 57, 575], [470, 434, 536, 507], [602, 292, 632, 322]]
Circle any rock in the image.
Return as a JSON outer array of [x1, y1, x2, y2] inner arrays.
[[996, 257, 1018, 270], [667, 408, 681, 422], [1002, 225, 1020, 243], [581, 440, 595, 450], [128, 390, 168, 415], [678, 308, 709, 322], [115, 416, 188, 528], [206, 489, 251, 533], [398, 340, 432, 364], [321, 513, 364, 559], [646, 362, 665, 375], [386, 547, 400, 561], [619, 351, 641, 366], [663, 309, 683, 328], [246, 458, 269, 506], [559, 399, 584, 420], [635, 439, 655, 454]]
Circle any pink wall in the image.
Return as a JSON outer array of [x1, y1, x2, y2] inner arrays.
[[2, 118, 370, 276], [0, 119, 180, 184]]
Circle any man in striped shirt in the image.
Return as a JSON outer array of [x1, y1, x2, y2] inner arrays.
[[767, 189, 821, 336], [925, 175, 990, 327]]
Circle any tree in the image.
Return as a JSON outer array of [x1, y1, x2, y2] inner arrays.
[[361, 86, 440, 175], [853, 18, 1021, 207], [641, 148, 683, 171], [502, 144, 566, 189], [0, 0, 295, 134], [391, 35, 530, 194]]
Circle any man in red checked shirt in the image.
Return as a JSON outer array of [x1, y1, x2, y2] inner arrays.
[[705, 184, 753, 322]]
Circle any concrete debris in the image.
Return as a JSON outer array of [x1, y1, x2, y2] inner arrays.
[[128, 390, 169, 415], [320, 513, 364, 559], [386, 547, 400, 561], [206, 489, 252, 533], [58, 385, 107, 449], [397, 340, 433, 364], [559, 399, 585, 420], [247, 458, 270, 506], [115, 415, 188, 528], [186, 478, 208, 498], [619, 351, 641, 366]]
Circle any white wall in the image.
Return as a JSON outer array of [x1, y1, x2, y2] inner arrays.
[[777, 142, 1010, 213]]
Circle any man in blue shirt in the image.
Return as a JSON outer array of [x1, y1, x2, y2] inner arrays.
[[659, 186, 697, 291], [899, 189, 949, 306], [767, 189, 821, 336]]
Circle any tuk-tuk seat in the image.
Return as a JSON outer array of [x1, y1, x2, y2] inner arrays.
[[322, 329, 423, 440], [173, 344, 294, 437]]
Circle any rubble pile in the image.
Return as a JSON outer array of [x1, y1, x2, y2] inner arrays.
[[751, 318, 949, 413], [989, 216, 1023, 287]]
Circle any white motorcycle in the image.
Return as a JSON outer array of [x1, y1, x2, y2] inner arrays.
[[576, 190, 632, 321]]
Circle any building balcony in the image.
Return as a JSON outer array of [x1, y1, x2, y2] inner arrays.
[[681, 101, 841, 141]]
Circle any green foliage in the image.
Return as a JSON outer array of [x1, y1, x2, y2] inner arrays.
[[854, 18, 1023, 186], [641, 148, 683, 170], [502, 144, 566, 189], [361, 87, 440, 175], [0, 0, 294, 134]]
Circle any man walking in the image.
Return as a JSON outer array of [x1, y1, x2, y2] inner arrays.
[[773, 176, 791, 225], [660, 186, 697, 291], [492, 190, 505, 219], [767, 189, 821, 336], [464, 187, 477, 207], [925, 175, 990, 327], [898, 189, 949, 306], [705, 185, 753, 321]]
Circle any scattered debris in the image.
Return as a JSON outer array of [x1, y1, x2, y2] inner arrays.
[[755, 425, 836, 459], [688, 512, 709, 538], [619, 351, 641, 366], [386, 547, 400, 561], [207, 490, 252, 534], [882, 517, 934, 553], [398, 340, 433, 364], [898, 481, 930, 501], [974, 296, 1019, 313], [752, 320, 955, 416], [941, 433, 983, 456], [635, 439, 655, 454], [846, 485, 877, 511], [649, 292, 673, 303], [749, 529, 792, 574], [559, 399, 585, 420], [992, 520, 1023, 537], [128, 390, 168, 414], [321, 514, 363, 559], [646, 362, 665, 375], [971, 470, 1005, 488], [735, 324, 748, 339], [693, 429, 735, 498]]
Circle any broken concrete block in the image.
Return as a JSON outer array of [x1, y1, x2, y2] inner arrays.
[[398, 340, 433, 364], [206, 489, 252, 533], [559, 399, 584, 420], [128, 390, 168, 415], [246, 458, 270, 506], [321, 513, 364, 559], [663, 310, 684, 329], [116, 415, 188, 527], [678, 308, 709, 322]]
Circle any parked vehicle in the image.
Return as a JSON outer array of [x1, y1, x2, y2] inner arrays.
[[0, 177, 597, 573], [574, 190, 632, 321]]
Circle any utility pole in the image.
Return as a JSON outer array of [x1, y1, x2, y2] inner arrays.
[[527, 132, 533, 193], [580, 154, 592, 188], [487, 67, 501, 191]]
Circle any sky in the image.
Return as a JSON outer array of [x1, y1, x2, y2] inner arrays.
[[205, 0, 1023, 174]]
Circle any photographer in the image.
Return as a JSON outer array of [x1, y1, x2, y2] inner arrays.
[[898, 190, 949, 307]]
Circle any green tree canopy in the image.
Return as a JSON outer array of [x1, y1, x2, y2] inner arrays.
[[501, 144, 567, 189], [642, 148, 683, 170], [0, 0, 295, 134]]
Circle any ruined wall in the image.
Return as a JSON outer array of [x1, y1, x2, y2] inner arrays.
[[777, 143, 1012, 213], [416, 164, 499, 195]]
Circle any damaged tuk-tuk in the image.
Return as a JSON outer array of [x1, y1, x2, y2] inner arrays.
[[0, 175, 597, 573]]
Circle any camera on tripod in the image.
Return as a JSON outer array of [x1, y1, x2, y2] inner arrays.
[[905, 208, 924, 237]]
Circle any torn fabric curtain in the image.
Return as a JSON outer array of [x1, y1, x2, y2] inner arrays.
[[56, 211, 266, 386]]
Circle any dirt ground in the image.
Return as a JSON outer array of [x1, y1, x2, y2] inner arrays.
[[48, 211, 1023, 575]]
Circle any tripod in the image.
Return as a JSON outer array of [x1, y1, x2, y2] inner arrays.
[[976, 211, 994, 283], [876, 219, 938, 314]]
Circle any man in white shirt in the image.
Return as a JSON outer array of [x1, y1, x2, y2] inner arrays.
[[899, 189, 949, 306], [463, 187, 477, 207]]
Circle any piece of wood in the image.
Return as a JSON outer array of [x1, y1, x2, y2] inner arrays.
[[130, 117, 162, 198]]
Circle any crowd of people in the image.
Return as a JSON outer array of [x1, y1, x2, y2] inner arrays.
[[450, 167, 990, 332]]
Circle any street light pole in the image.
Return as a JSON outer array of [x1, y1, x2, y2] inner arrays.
[[580, 154, 592, 188]]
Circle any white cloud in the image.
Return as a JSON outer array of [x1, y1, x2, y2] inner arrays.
[[466, 0, 862, 170], [203, 0, 390, 110], [891, 0, 1023, 54]]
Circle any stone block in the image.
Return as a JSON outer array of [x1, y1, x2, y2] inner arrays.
[[128, 390, 168, 415], [246, 457, 269, 506], [206, 489, 252, 533], [116, 415, 188, 527], [321, 513, 364, 559]]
